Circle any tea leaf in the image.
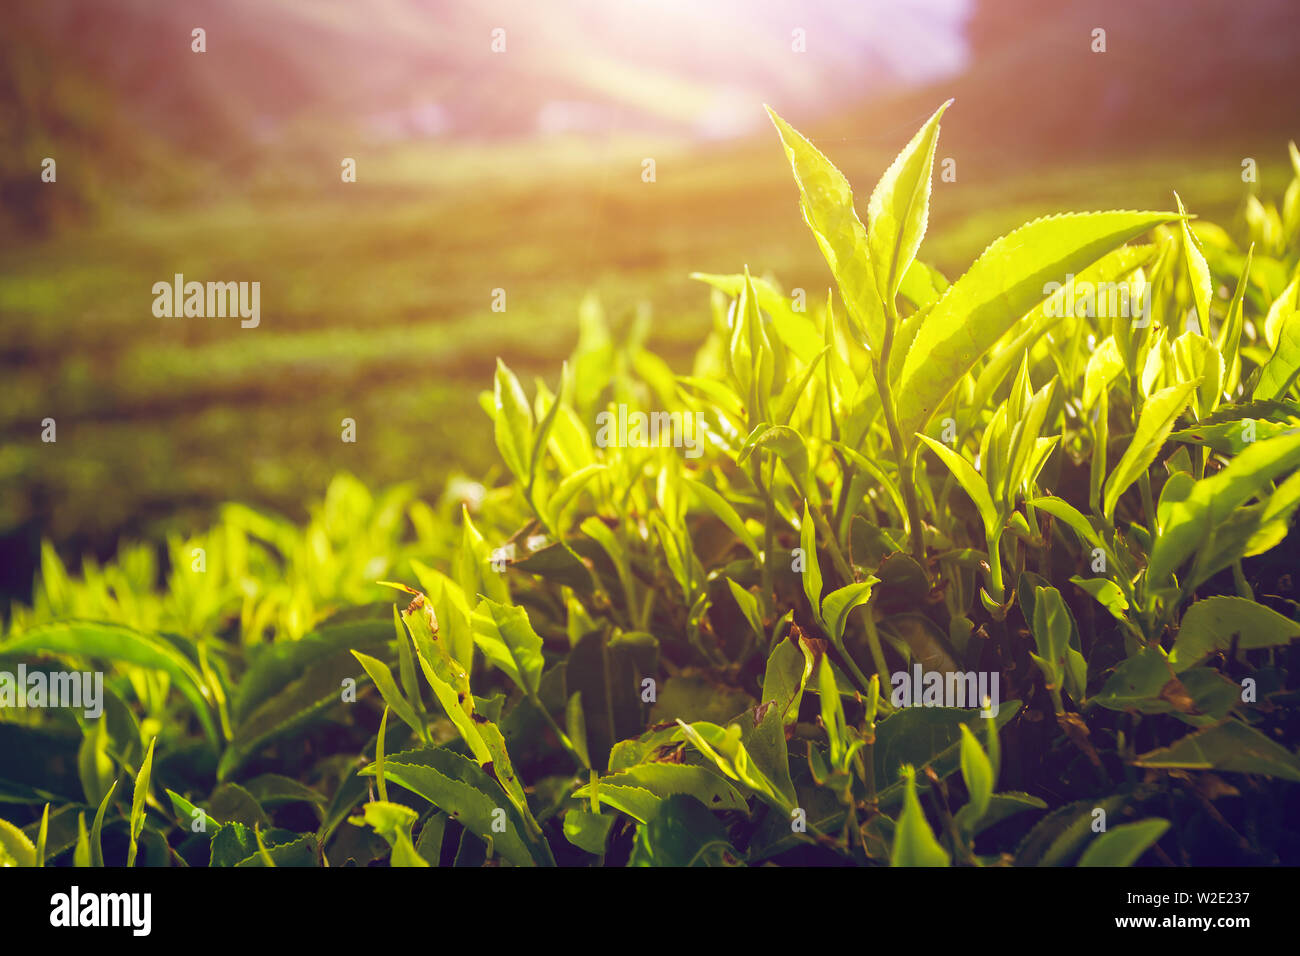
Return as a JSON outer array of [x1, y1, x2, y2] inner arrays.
[[726, 578, 764, 641], [1103, 379, 1198, 522], [866, 100, 950, 309], [493, 358, 534, 481], [1078, 818, 1170, 867], [1256, 308, 1300, 401], [563, 809, 615, 855], [1149, 430, 1300, 585], [1169, 596, 1300, 671], [0, 816, 37, 867], [800, 499, 823, 621], [766, 106, 885, 351], [89, 778, 117, 868], [918, 436, 997, 536], [2, 621, 217, 746], [471, 598, 545, 697], [820, 579, 878, 644], [958, 724, 993, 826], [1134, 720, 1300, 781], [896, 211, 1177, 441], [362, 747, 553, 866], [1175, 192, 1213, 330], [891, 765, 949, 866], [352, 646, 424, 739], [629, 794, 741, 867], [126, 736, 155, 867], [874, 703, 1022, 808]]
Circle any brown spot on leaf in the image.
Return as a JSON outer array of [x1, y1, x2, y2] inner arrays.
[[1159, 677, 1199, 714], [1057, 712, 1104, 770]]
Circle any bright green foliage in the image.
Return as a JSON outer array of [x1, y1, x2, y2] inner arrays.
[[4, 103, 1300, 867]]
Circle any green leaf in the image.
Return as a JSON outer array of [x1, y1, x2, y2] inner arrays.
[[1092, 648, 1180, 712], [1030, 585, 1074, 692], [351, 648, 424, 740], [2, 621, 217, 746], [232, 831, 317, 867], [820, 578, 878, 644], [77, 718, 114, 809], [1078, 819, 1170, 867], [363, 747, 553, 866], [891, 766, 949, 866], [1169, 596, 1300, 671], [957, 724, 993, 826], [563, 809, 615, 855], [544, 463, 606, 529], [209, 782, 270, 829], [0, 816, 37, 867], [242, 775, 327, 813], [529, 366, 565, 493], [1169, 416, 1293, 455], [1264, 275, 1299, 351], [230, 615, 391, 722], [1083, 336, 1125, 411], [565, 692, 591, 770], [126, 737, 155, 867], [1173, 331, 1223, 419], [766, 106, 885, 351], [416, 812, 448, 865], [34, 804, 48, 867], [1015, 793, 1130, 866], [690, 272, 821, 363], [895, 210, 1177, 441], [493, 358, 534, 481], [761, 632, 816, 729], [817, 655, 851, 768], [471, 598, 545, 698], [575, 764, 747, 824], [566, 629, 656, 772], [570, 782, 659, 824], [220, 618, 392, 780], [1104, 379, 1198, 521], [800, 499, 823, 621], [1218, 244, 1253, 396], [726, 578, 764, 641], [1149, 430, 1300, 585], [1134, 720, 1300, 781], [689, 481, 760, 559], [1256, 308, 1300, 401], [674, 720, 791, 811], [866, 99, 950, 308], [738, 423, 810, 487], [1175, 192, 1213, 330], [963, 791, 1047, 838], [874, 703, 1021, 809], [358, 801, 428, 867], [1070, 575, 1129, 621], [1031, 495, 1105, 551], [89, 778, 117, 868], [73, 813, 90, 867], [629, 794, 741, 867], [918, 435, 998, 536]]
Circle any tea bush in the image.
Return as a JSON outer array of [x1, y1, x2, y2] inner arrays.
[[3, 103, 1300, 867]]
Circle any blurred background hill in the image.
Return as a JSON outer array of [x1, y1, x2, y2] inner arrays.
[[2, 0, 1297, 603]]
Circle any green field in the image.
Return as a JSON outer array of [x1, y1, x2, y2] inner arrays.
[[1, 131, 1285, 569]]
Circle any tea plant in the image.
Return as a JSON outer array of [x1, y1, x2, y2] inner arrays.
[[3, 104, 1300, 867]]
